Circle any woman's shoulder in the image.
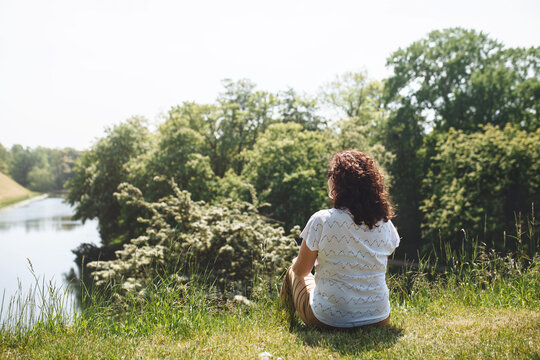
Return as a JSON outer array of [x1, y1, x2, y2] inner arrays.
[[309, 208, 353, 224]]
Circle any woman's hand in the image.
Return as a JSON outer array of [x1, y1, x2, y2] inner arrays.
[[292, 240, 318, 278]]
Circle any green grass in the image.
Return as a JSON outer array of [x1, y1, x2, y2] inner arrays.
[[0, 193, 41, 209], [1, 249, 539, 360], [0, 171, 38, 209]]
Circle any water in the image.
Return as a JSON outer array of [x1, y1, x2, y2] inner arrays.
[[0, 196, 100, 324]]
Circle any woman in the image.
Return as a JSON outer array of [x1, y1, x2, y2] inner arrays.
[[280, 150, 400, 328]]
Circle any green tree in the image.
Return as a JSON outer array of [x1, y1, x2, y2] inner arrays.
[[421, 125, 540, 251], [163, 81, 281, 179], [278, 88, 324, 131], [320, 71, 384, 125], [215, 169, 257, 205], [320, 71, 394, 180], [380, 103, 426, 255], [382, 28, 539, 256], [9, 145, 42, 187], [0, 143, 10, 174], [216, 79, 277, 175], [27, 167, 55, 191], [242, 123, 332, 231], [66, 117, 152, 245], [384, 28, 539, 132], [138, 106, 218, 202], [45, 147, 81, 190]]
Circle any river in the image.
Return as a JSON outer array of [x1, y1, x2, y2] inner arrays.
[[0, 196, 100, 324]]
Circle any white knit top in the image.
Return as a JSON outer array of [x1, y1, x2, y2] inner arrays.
[[301, 208, 400, 327]]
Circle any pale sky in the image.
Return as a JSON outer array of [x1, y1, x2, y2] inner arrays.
[[1, 0, 538, 150]]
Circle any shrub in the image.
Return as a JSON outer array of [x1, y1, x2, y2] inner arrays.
[[87, 178, 298, 299]]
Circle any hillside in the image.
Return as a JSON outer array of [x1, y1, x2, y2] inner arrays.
[[0, 171, 33, 207]]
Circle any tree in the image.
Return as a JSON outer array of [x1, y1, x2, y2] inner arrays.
[[0, 143, 10, 174], [320, 71, 385, 125], [382, 28, 539, 256], [9, 144, 42, 187], [277, 88, 325, 131], [46, 147, 81, 190], [27, 165, 55, 191], [381, 103, 425, 256], [421, 125, 540, 252], [242, 123, 333, 231], [384, 28, 539, 132], [138, 106, 218, 203], [216, 79, 277, 175], [320, 71, 393, 180], [66, 117, 152, 245]]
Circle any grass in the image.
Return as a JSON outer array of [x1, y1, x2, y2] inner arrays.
[[0, 172, 34, 209], [0, 193, 41, 209], [1, 220, 539, 359], [1, 253, 539, 359], [4, 305, 537, 359], [0, 171, 41, 209]]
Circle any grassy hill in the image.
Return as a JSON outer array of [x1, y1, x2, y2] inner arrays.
[[0, 171, 36, 208]]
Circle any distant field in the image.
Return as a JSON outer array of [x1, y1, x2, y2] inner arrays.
[[0, 172, 36, 208]]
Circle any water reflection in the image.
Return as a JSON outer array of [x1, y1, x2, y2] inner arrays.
[[0, 215, 84, 231], [0, 196, 100, 323]]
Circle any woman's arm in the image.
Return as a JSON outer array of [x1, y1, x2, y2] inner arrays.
[[292, 240, 318, 278]]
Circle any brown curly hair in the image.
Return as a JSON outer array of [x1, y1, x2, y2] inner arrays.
[[328, 150, 394, 229]]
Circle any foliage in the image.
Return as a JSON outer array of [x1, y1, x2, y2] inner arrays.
[[86, 178, 298, 297], [213, 79, 278, 175], [45, 147, 80, 190], [0, 143, 10, 174], [8, 144, 43, 188], [322, 73, 395, 184], [420, 124, 540, 250], [384, 27, 539, 132], [242, 123, 333, 231], [2, 144, 80, 192], [378, 103, 426, 256], [215, 169, 257, 204], [65, 117, 152, 245], [277, 88, 325, 130], [382, 28, 539, 254], [320, 71, 385, 124], [139, 108, 218, 202], [214, 80, 324, 175], [66, 79, 333, 249], [27, 165, 56, 192]]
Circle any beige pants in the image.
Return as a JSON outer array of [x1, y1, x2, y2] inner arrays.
[[279, 267, 390, 329]]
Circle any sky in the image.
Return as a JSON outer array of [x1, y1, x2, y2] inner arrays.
[[1, 0, 539, 150]]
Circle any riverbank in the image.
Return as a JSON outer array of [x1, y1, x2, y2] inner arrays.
[[0, 171, 44, 209], [0, 192, 45, 210]]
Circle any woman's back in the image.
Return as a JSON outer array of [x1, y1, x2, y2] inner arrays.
[[302, 208, 400, 327], [280, 150, 399, 329]]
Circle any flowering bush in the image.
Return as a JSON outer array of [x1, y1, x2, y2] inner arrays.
[[87, 178, 298, 298]]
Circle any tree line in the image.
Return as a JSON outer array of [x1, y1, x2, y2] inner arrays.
[[66, 27, 538, 283], [0, 144, 81, 192]]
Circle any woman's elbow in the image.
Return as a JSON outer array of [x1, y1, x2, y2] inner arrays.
[[291, 263, 311, 278]]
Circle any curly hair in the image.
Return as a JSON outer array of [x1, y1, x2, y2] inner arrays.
[[328, 150, 394, 229]]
